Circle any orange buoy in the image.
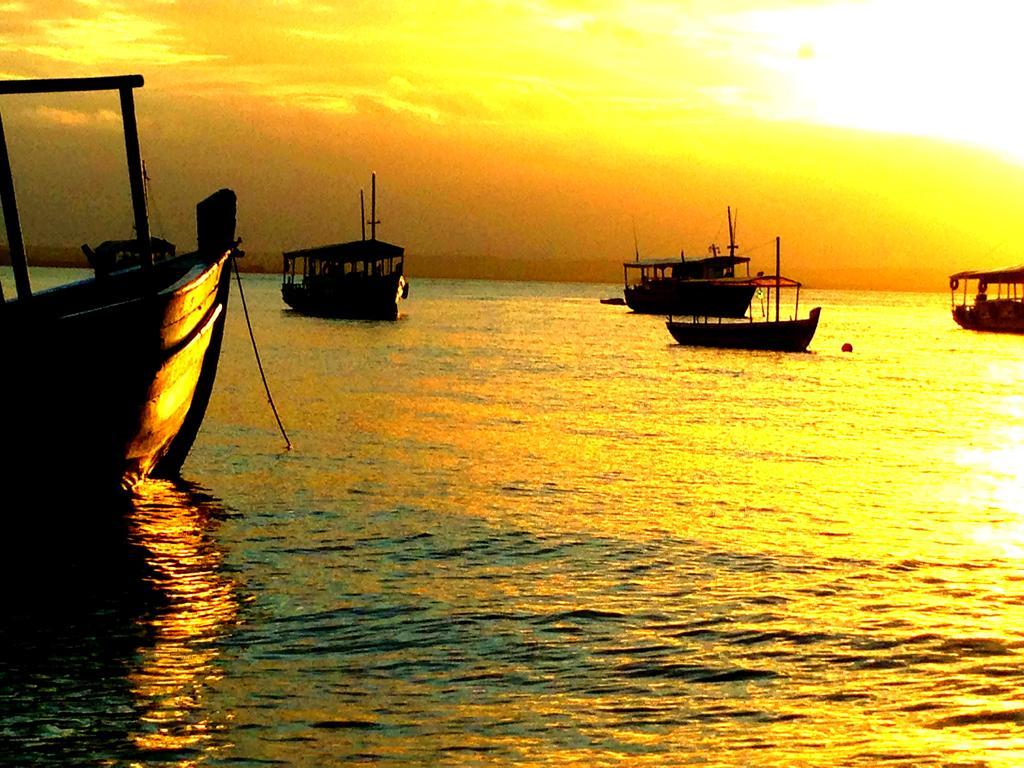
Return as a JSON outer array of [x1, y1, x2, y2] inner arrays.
[[841, 342, 853, 353]]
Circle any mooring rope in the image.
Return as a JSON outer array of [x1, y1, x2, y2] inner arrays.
[[231, 253, 292, 450]]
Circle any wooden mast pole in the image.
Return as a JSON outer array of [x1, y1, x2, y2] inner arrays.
[[0, 75, 148, 299], [0, 110, 29, 301], [370, 172, 377, 241], [118, 84, 151, 267], [360, 189, 366, 241], [727, 207, 737, 257], [775, 236, 781, 323]]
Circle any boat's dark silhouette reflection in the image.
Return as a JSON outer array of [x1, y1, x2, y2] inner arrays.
[[0, 480, 239, 766]]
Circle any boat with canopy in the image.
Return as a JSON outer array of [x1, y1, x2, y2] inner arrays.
[[665, 237, 820, 352], [0, 75, 239, 493], [949, 266, 1024, 333]]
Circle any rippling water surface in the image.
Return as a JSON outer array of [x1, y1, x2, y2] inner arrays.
[[4, 272, 1024, 766]]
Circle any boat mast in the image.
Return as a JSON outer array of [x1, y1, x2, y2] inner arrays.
[[360, 188, 366, 241], [370, 172, 378, 241], [726, 206, 745, 277], [0, 111, 28, 301], [727, 207, 737, 258], [775, 236, 781, 323], [118, 84, 152, 267]]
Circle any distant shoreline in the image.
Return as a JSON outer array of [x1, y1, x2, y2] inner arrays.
[[1, 245, 948, 292]]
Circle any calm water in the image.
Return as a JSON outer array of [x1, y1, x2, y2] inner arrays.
[[4, 270, 1024, 766]]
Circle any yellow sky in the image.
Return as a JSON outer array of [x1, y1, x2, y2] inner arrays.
[[1, 0, 1023, 288]]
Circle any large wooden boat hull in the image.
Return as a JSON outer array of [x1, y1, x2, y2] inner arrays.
[[666, 306, 821, 352], [952, 301, 1024, 333], [282, 272, 406, 321], [0, 224, 234, 494], [625, 281, 755, 317]]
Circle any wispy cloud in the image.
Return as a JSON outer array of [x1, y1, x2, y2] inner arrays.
[[257, 76, 445, 122], [7, 0, 1011, 157], [32, 105, 121, 126], [26, 10, 222, 65], [0, 2, 222, 68]]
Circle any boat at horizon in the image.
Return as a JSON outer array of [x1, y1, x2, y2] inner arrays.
[[0, 75, 239, 494], [282, 173, 408, 321], [949, 266, 1024, 333], [623, 207, 756, 317], [665, 238, 821, 352]]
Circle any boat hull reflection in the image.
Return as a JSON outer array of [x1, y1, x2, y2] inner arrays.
[[0, 480, 239, 766]]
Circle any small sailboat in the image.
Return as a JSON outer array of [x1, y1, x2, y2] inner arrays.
[[665, 237, 820, 352]]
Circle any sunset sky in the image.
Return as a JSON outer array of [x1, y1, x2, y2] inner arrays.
[[1, 0, 1023, 288]]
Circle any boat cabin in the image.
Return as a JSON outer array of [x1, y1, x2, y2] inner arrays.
[[283, 239, 405, 289], [82, 237, 175, 274], [281, 237, 408, 320], [623, 254, 750, 288], [949, 266, 1024, 332]]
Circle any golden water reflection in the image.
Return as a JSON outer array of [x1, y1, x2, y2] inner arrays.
[[125, 480, 239, 763], [186, 284, 1024, 764], [954, 395, 1024, 563]]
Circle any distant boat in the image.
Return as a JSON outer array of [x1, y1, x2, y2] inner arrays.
[[0, 75, 239, 493], [623, 207, 756, 317], [949, 267, 1024, 333], [282, 173, 408, 321], [599, 297, 626, 305], [665, 238, 821, 352]]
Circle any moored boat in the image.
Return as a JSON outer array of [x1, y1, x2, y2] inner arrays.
[[623, 208, 756, 317], [282, 173, 408, 320], [667, 304, 821, 352], [0, 75, 238, 494], [665, 238, 821, 352], [949, 267, 1024, 333]]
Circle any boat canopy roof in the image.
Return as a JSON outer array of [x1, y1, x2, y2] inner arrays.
[[284, 238, 404, 264], [949, 265, 1024, 283], [623, 255, 749, 270], [720, 275, 802, 288]]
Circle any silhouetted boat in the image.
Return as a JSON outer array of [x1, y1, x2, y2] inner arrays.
[[665, 238, 821, 352], [0, 75, 239, 493], [623, 207, 756, 317], [667, 304, 821, 351], [282, 173, 408, 320], [949, 266, 1024, 333]]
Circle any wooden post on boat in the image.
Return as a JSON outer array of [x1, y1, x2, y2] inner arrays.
[[370, 172, 378, 241], [0, 75, 151, 286], [775, 236, 781, 323], [727, 207, 737, 258], [360, 189, 366, 241], [118, 84, 152, 267], [0, 110, 29, 301]]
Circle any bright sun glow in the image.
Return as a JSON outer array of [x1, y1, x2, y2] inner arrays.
[[737, 1, 1024, 161], [3, 0, 1024, 284]]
